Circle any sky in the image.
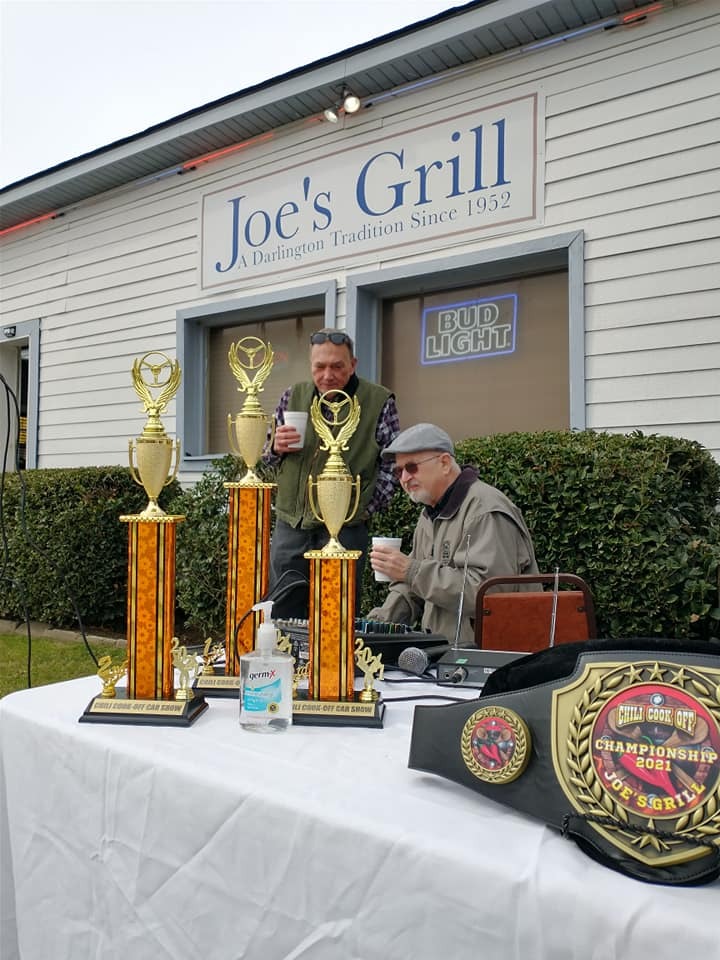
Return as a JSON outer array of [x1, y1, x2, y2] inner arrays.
[[0, 0, 458, 189]]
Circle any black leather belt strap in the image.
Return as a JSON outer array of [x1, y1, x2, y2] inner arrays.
[[409, 638, 720, 885]]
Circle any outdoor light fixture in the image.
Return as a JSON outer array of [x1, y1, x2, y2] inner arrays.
[[341, 88, 361, 113], [322, 85, 361, 123], [1, 3, 669, 238]]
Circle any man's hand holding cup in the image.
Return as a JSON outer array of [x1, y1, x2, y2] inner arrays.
[[370, 536, 408, 583], [274, 412, 308, 454]]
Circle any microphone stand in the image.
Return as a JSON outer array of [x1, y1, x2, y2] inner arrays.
[[452, 534, 472, 651]]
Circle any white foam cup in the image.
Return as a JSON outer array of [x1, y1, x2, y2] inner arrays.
[[371, 536, 402, 582], [283, 411, 308, 449]]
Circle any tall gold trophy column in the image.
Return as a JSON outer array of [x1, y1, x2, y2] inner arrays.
[[293, 390, 385, 727], [80, 352, 207, 726], [195, 337, 275, 697]]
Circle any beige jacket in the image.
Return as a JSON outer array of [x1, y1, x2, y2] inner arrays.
[[369, 468, 538, 647]]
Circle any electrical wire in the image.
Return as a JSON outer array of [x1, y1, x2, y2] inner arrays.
[[0, 374, 33, 687], [381, 692, 474, 702], [232, 569, 309, 661], [0, 372, 100, 687]]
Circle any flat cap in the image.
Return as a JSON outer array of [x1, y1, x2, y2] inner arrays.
[[382, 422, 454, 458]]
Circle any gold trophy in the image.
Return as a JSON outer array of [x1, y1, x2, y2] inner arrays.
[[226, 337, 275, 485], [306, 391, 361, 555], [127, 352, 181, 516], [195, 337, 276, 698], [80, 352, 208, 727], [293, 389, 385, 727]]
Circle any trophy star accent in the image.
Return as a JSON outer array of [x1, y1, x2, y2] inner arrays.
[[171, 637, 200, 701], [201, 637, 226, 676], [96, 655, 128, 699], [355, 637, 384, 702]]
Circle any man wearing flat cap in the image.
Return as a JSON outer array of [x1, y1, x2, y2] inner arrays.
[[368, 423, 538, 647]]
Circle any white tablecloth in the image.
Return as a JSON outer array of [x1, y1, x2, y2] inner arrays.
[[1, 675, 717, 960]]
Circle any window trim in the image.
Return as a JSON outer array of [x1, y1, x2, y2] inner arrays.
[[346, 231, 585, 429], [0, 317, 40, 469], [177, 281, 337, 473]]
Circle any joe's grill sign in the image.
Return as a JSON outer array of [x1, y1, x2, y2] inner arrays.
[[201, 94, 540, 287], [422, 294, 518, 365]]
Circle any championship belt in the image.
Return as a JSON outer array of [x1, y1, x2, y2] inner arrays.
[[409, 638, 720, 885]]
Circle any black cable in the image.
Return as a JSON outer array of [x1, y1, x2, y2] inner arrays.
[[227, 576, 475, 708], [16, 461, 99, 669], [382, 693, 472, 703], [0, 372, 100, 686], [0, 374, 34, 686], [232, 570, 310, 661], [381, 674, 439, 683], [265, 569, 310, 604]]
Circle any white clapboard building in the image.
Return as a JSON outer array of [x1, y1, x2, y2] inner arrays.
[[1, 0, 718, 476]]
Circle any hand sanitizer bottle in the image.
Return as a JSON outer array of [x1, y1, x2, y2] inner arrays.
[[239, 601, 293, 732]]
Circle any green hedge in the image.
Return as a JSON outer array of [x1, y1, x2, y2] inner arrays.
[[166, 456, 278, 639], [172, 433, 720, 642], [365, 431, 720, 639], [2, 432, 719, 642], [0, 467, 182, 631], [167, 455, 248, 639]]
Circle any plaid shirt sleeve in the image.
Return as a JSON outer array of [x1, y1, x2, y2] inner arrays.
[[262, 387, 291, 467], [367, 393, 400, 516]]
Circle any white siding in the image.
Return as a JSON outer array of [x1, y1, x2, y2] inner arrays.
[[0, 0, 718, 466], [538, 5, 720, 459]]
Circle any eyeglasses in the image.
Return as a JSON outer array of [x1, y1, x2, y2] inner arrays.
[[391, 455, 442, 480], [310, 331, 353, 347]]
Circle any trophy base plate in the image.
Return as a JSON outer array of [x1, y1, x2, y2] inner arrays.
[[292, 690, 385, 728], [79, 691, 209, 726], [192, 670, 240, 698]]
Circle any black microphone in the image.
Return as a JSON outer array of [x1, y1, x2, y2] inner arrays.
[[397, 642, 450, 676]]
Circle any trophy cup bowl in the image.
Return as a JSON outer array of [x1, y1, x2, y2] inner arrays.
[[307, 468, 361, 555], [314, 474, 354, 550], [227, 411, 271, 485], [130, 436, 178, 517]]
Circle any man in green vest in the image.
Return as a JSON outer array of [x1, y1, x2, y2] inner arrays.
[[265, 329, 400, 619]]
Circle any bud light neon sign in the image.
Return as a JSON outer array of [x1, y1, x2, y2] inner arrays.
[[421, 294, 518, 365]]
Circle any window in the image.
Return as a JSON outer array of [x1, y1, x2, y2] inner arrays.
[[207, 313, 322, 454], [381, 271, 569, 438], [178, 283, 335, 471], [347, 231, 585, 436]]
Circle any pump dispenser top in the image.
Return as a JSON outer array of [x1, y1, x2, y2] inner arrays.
[[252, 600, 277, 654]]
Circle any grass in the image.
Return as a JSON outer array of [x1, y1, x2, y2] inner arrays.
[[0, 633, 126, 699]]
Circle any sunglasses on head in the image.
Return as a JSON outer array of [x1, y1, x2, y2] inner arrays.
[[391, 454, 442, 480], [310, 331, 352, 346]]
